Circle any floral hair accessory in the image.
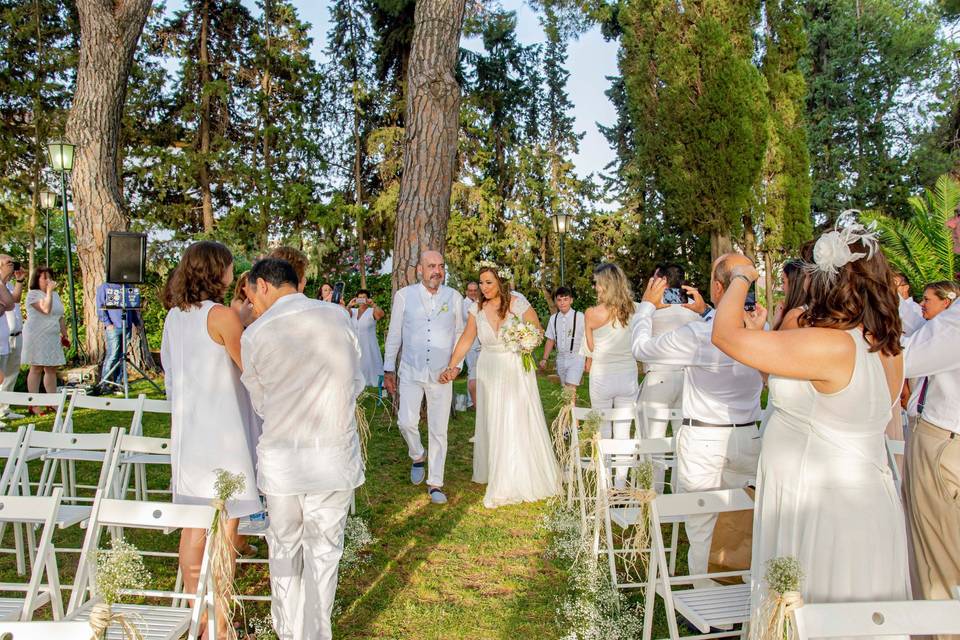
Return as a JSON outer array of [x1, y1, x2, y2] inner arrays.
[[477, 259, 512, 282], [806, 216, 879, 282], [948, 292, 957, 301]]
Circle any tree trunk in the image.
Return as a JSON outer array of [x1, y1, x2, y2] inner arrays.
[[742, 214, 756, 261], [354, 90, 367, 289], [66, 0, 152, 364], [391, 0, 466, 293], [764, 251, 775, 317], [198, 0, 214, 233], [710, 229, 733, 263]]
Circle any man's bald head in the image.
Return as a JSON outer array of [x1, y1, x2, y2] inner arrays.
[[417, 250, 446, 292], [710, 252, 752, 305]]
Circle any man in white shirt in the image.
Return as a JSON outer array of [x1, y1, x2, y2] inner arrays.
[[462, 281, 481, 409], [383, 251, 465, 505], [540, 286, 585, 392], [0, 256, 23, 418], [631, 254, 763, 582], [240, 258, 365, 640], [901, 293, 960, 608]]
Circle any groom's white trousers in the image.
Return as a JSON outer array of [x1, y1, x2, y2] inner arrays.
[[266, 489, 353, 640], [397, 378, 451, 487]]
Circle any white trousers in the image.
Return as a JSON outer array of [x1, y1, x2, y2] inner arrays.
[[266, 489, 353, 640], [556, 354, 585, 387], [637, 369, 685, 489], [590, 372, 639, 488], [676, 424, 760, 578], [397, 378, 451, 487], [0, 336, 21, 411]]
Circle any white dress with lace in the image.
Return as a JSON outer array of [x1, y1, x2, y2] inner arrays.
[[470, 296, 562, 509]]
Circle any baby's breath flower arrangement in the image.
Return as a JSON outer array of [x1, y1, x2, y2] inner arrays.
[[250, 615, 279, 640], [341, 516, 376, 574], [754, 556, 805, 640], [90, 538, 151, 639], [211, 468, 246, 640]]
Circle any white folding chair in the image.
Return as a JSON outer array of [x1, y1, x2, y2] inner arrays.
[[593, 436, 680, 589], [642, 488, 755, 640], [0, 427, 37, 575], [885, 436, 905, 494], [568, 406, 639, 529], [0, 489, 65, 622], [66, 488, 217, 640], [0, 620, 93, 638], [793, 597, 960, 639], [114, 400, 171, 502], [636, 402, 683, 440], [0, 391, 68, 438]]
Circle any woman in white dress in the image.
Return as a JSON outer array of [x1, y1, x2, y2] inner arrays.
[[346, 289, 385, 387], [709, 224, 909, 629], [22, 267, 68, 396], [442, 263, 561, 508], [160, 241, 260, 633]]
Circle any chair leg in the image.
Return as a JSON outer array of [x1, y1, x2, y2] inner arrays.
[[13, 522, 25, 575], [642, 540, 658, 640], [669, 522, 679, 576]]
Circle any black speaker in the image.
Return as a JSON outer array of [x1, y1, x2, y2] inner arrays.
[[105, 232, 147, 284]]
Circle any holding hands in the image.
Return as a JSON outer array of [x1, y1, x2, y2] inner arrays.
[[438, 366, 459, 384]]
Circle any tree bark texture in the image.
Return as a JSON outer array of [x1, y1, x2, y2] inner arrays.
[[199, 0, 214, 233], [391, 0, 465, 293], [66, 0, 152, 364]]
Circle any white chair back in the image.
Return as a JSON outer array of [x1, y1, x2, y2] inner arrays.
[[60, 393, 146, 435], [0, 392, 68, 431], [0, 621, 93, 639], [792, 599, 960, 639]]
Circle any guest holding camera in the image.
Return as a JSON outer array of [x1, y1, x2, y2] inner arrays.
[[347, 289, 385, 388], [0, 256, 25, 407], [22, 267, 68, 397]]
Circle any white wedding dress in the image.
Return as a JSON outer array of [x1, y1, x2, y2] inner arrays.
[[470, 296, 562, 509], [750, 329, 909, 634]]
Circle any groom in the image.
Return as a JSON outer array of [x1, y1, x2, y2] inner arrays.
[[384, 250, 465, 504], [240, 257, 365, 640]]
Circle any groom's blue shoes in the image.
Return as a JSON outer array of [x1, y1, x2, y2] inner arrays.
[[410, 460, 426, 485], [428, 487, 447, 504]]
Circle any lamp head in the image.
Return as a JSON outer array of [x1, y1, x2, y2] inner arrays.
[[552, 212, 573, 235], [46, 141, 75, 173], [39, 190, 56, 209]]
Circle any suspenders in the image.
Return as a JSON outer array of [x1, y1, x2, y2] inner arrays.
[[552, 311, 577, 353]]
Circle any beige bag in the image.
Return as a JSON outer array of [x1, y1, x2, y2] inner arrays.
[[707, 486, 755, 585]]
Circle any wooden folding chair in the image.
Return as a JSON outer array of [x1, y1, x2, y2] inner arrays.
[[0, 489, 65, 622], [568, 406, 639, 529], [793, 596, 960, 639], [66, 478, 217, 640], [593, 436, 680, 589], [642, 488, 755, 640]]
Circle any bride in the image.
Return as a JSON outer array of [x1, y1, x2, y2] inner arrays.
[[441, 262, 562, 508]]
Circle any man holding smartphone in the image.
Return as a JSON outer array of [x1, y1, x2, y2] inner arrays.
[[0, 256, 24, 418]]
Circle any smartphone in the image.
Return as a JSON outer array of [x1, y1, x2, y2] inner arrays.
[[744, 282, 757, 312], [12, 261, 20, 272], [332, 281, 345, 304], [663, 287, 689, 305]]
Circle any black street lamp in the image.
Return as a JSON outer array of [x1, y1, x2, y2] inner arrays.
[[38, 189, 56, 266], [552, 211, 574, 285], [46, 141, 79, 356]]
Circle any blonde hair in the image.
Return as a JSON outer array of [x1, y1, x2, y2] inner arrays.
[[925, 280, 960, 303], [593, 262, 635, 327]]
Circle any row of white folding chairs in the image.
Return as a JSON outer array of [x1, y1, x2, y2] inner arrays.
[[0, 429, 219, 638]]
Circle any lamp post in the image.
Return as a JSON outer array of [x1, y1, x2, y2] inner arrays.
[[39, 190, 56, 266], [46, 141, 79, 356], [552, 211, 574, 285]]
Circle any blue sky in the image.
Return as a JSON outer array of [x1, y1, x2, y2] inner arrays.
[[165, 0, 619, 179]]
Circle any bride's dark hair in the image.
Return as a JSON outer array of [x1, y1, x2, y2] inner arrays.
[[477, 266, 511, 320]]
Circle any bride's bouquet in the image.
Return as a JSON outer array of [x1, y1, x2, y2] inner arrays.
[[500, 319, 543, 372]]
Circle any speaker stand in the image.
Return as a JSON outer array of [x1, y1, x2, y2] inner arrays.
[[98, 290, 162, 398]]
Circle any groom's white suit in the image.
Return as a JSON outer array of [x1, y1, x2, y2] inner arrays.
[[384, 281, 465, 492], [241, 292, 365, 640]]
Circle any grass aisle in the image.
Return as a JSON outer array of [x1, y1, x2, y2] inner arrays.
[[336, 376, 571, 639]]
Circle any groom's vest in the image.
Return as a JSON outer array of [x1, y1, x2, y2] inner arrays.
[[396, 284, 463, 384]]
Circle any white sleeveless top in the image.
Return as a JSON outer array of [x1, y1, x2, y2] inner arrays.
[[580, 302, 641, 377]]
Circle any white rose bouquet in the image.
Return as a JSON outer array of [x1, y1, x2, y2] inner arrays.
[[500, 319, 543, 372]]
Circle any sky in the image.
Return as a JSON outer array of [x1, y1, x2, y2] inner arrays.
[[165, 0, 620, 180]]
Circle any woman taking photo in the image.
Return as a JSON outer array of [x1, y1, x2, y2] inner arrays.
[[22, 267, 68, 399], [347, 288, 385, 387], [710, 223, 909, 622], [160, 241, 260, 635]]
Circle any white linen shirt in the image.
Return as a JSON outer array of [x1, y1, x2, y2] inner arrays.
[[899, 297, 925, 337], [463, 297, 481, 354], [902, 300, 960, 434], [645, 305, 704, 373], [383, 283, 465, 384], [5, 281, 21, 335], [631, 301, 762, 424], [240, 293, 365, 495], [545, 309, 585, 359]]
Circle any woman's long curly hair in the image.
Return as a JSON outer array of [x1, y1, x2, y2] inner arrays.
[[593, 263, 635, 327], [162, 241, 234, 311], [800, 238, 902, 356], [477, 266, 512, 321]]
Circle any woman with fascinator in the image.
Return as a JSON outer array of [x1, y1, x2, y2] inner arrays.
[[441, 261, 561, 508], [711, 221, 909, 630]]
